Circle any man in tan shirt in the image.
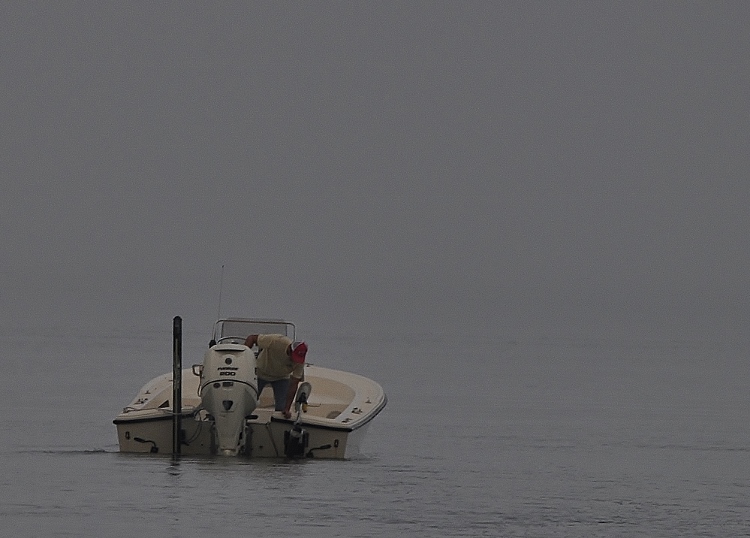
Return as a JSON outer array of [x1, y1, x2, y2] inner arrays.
[[244, 334, 307, 418]]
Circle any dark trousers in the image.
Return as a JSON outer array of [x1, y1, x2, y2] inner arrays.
[[257, 378, 290, 411]]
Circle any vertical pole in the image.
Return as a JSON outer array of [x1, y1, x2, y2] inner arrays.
[[172, 316, 182, 456]]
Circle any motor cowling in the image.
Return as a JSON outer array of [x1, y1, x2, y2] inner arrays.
[[199, 343, 258, 455]]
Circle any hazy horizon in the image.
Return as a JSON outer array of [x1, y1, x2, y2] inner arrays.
[[2, 3, 749, 343]]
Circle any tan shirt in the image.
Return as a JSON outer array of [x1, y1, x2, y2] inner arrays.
[[256, 334, 305, 382]]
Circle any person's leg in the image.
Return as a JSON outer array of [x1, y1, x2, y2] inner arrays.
[[257, 378, 268, 397], [270, 378, 290, 411], [257, 378, 271, 407]]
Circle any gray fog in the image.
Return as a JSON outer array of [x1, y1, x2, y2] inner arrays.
[[2, 2, 749, 342]]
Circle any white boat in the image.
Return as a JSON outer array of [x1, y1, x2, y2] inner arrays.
[[113, 318, 387, 459]]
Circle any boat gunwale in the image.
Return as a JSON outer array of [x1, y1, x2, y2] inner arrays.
[[269, 392, 388, 432], [114, 394, 387, 432]]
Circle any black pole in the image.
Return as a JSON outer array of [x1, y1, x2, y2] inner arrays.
[[172, 316, 182, 456]]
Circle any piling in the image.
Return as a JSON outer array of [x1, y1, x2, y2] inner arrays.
[[172, 316, 182, 455]]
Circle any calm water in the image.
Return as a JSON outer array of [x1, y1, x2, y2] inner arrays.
[[2, 326, 750, 537]]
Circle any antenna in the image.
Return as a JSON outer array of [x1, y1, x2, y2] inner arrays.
[[217, 264, 225, 319]]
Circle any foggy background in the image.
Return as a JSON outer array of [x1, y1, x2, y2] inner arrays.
[[2, 2, 749, 343]]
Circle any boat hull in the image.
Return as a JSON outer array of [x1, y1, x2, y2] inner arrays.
[[114, 408, 378, 459], [114, 364, 386, 459]]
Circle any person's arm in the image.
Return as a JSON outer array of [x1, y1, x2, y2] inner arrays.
[[283, 376, 301, 419]]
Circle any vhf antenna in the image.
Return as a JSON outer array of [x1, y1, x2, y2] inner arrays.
[[217, 264, 225, 319]]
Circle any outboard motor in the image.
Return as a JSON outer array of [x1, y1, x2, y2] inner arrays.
[[284, 382, 312, 458], [197, 343, 258, 456], [284, 424, 309, 458]]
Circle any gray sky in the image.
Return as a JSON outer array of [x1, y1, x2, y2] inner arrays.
[[2, 2, 749, 341]]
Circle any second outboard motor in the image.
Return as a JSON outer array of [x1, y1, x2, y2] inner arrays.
[[198, 343, 258, 456], [284, 424, 309, 458], [284, 381, 312, 458]]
